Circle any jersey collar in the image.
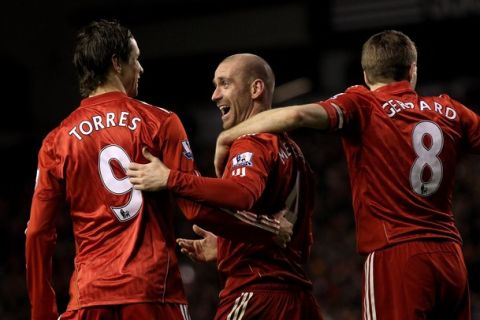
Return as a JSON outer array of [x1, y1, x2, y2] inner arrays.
[[80, 91, 129, 107], [373, 80, 415, 95]]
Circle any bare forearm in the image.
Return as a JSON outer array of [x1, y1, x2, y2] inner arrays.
[[218, 104, 328, 145], [218, 106, 300, 145]]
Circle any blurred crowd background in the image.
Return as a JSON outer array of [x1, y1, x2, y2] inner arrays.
[[2, 0, 480, 319]]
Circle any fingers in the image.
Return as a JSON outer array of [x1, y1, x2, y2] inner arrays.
[[142, 147, 168, 171], [274, 235, 288, 248], [176, 238, 199, 262], [126, 168, 140, 178], [129, 180, 145, 190], [272, 208, 288, 219], [129, 177, 140, 185], [142, 146, 156, 161], [276, 232, 292, 248], [127, 170, 148, 190], [128, 162, 143, 171], [192, 224, 210, 238], [181, 249, 199, 262], [180, 248, 194, 257], [129, 147, 156, 170], [177, 238, 195, 250], [176, 239, 195, 254]]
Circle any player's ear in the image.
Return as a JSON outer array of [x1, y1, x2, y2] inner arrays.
[[408, 62, 417, 89], [111, 54, 122, 74], [363, 70, 378, 90], [251, 79, 264, 99], [363, 71, 370, 87]]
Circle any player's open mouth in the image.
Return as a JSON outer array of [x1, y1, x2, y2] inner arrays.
[[219, 105, 231, 116]]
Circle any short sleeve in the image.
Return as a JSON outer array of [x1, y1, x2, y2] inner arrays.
[[222, 135, 274, 201], [319, 86, 372, 132]]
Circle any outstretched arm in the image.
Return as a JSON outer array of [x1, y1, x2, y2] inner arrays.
[[128, 147, 256, 209], [214, 103, 328, 176], [128, 148, 293, 246]]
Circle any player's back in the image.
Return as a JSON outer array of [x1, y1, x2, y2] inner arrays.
[[45, 92, 187, 309], [217, 132, 315, 298], [324, 81, 480, 254]]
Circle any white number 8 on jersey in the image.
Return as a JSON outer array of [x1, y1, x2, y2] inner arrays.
[[410, 121, 444, 197]]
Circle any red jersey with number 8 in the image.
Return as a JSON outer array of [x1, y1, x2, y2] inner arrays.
[[320, 81, 480, 254], [26, 92, 194, 318]]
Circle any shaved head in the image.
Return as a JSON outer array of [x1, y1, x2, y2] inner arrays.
[[221, 53, 275, 104]]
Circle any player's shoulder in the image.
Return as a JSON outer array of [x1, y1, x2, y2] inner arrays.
[[427, 93, 470, 112], [232, 133, 282, 156], [435, 93, 460, 105], [234, 132, 280, 145], [43, 126, 61, 143], [131, 98, 176, 117], [129, 99, 185, 129], [345, 84, 370, 94], [325, 85, 370, 104], [38, 126, 63, 157]]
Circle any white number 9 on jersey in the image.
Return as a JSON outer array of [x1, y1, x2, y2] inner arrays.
[[409, 121, 443, 197], [99, 145, 143, 221]]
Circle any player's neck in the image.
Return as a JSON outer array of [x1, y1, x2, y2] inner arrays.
[[89, 83, 126, 97], [368, 82, 390, 91], [247, 103, 269, 119], [89, 72, 127, 97]]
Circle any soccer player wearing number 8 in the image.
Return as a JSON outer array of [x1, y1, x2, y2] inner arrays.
[[25, 20, 286, 320], [215, 30, 476, 319]]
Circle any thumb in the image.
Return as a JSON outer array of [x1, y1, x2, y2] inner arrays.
[[214, 146, 229, 178], [142, 146, 156, 162], [214, 152, 226, 178], [273, 208, 288, 219], [215, 166, 222, 178], [192, 224, 209, 238]]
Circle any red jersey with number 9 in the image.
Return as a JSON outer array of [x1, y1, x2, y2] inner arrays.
[[26, 92, 194, 319], [320, 81, 480, 254]]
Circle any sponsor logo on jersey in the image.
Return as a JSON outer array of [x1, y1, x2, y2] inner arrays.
[[232, 152, 253, 168], [182, 140, 194, 160]]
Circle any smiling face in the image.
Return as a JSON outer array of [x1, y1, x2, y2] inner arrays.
[[211, 58, 254, 130]]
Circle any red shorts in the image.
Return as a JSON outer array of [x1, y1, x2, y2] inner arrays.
[[60, 303, 191, 320], [363, 240, 470, 320], [214, 283, 323, 320]]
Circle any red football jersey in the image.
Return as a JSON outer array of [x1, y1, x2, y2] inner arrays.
[[26, 92, 194, 319], [167, 133, 315, 298], [320, 81, 480, 254]]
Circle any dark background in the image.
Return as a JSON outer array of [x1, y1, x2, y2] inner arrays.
[[2, 0, 480, 319]]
